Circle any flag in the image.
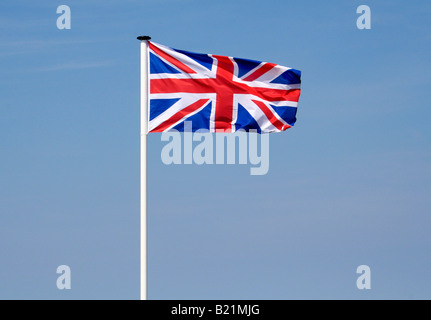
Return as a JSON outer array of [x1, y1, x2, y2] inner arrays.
[[148, 41, 301, 133]]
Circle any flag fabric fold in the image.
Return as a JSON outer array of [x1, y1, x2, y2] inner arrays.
[[148, 41, 301, 134]]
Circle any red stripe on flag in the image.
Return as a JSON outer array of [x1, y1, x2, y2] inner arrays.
[[149, 42, 196, 74], [150, 99, 210, 132], [252, 100, 291, 131], [243, 63, 277, 82], [151, 78, 301, 103], [213, 55, 235, 132], [250, 88, 301, 103]]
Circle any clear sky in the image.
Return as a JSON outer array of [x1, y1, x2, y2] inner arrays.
[[1, 0, 430, 299]]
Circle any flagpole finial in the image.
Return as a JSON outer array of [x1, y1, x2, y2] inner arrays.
[[137, 35, 151, 41]]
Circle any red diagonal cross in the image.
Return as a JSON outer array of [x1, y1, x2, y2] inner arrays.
[[149, 43, 300, 132]]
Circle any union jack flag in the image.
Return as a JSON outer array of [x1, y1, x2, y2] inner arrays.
[[148, 42, 301, 133]]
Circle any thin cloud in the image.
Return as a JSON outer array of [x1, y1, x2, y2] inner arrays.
[[0, 38, 113, 57], [1, 39, 98, 47], [33, 60, 114, 72]]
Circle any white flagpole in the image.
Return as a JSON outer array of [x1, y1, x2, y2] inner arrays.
[[138, 35, 151, 300]]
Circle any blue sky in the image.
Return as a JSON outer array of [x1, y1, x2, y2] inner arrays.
[[1, 0, 430, 299]]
